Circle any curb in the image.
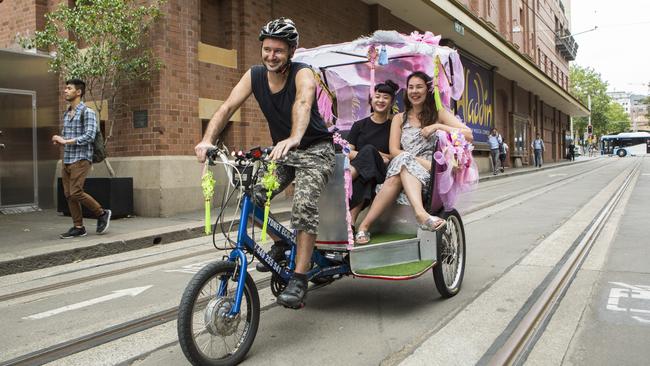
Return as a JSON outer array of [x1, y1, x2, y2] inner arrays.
[[0, 211, 292, 277], [478, 158, 596, 183]]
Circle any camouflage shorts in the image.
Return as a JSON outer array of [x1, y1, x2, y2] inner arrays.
[[254, 140, 335, 235]]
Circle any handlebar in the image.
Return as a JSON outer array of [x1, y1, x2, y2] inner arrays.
[[206, 146, 274, 166]]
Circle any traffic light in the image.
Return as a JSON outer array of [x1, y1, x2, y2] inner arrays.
[[587, 125, 593, 135]]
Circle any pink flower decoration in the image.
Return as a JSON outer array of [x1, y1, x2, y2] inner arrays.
[[406, 31, 441, 46], [432, 130, 479, 210]]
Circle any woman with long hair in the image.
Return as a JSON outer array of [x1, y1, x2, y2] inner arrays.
[[348, 80, 399, 226], [355, 71, 473, 244]]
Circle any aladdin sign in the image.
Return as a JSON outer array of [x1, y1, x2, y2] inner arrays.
[[455, 56, 493, 144]]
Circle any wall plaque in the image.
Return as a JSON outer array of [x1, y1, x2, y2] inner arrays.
[[133, 110, 148, 128]]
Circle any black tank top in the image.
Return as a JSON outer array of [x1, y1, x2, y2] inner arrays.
[[251, 62, 331, 149]]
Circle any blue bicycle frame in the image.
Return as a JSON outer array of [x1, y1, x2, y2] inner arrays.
[[221, 192, 351, 315]]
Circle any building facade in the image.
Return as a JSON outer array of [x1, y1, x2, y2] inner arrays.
[[0, 0, 588, 216]]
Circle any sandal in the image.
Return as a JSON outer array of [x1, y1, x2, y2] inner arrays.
[[354, 230, 371, 245], [419, 215, 447, 232]]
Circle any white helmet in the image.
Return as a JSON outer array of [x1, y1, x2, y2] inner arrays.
[[259, 17, 299, 47]]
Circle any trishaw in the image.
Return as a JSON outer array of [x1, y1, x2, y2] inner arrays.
[[177, 30, 475, 366]]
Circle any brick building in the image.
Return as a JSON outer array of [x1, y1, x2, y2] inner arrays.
[[0, 0, 588, 216]]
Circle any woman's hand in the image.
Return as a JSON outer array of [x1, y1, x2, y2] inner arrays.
[[420, 123, 445, 138]]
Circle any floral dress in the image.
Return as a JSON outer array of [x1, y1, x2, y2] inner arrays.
[[381, 114, 434, 204]]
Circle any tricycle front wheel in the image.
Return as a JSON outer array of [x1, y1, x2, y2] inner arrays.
[[177, 261, 260, 366], [433, 209, 466, 298]]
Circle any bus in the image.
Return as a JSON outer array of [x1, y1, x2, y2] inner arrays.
[[600, 132, 650, 157]]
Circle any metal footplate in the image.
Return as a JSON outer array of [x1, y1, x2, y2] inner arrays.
[[349, 229, 438, 279]]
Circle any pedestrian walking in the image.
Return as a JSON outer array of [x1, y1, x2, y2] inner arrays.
[[499, 141, 508, 172], [487, 127, 503, 175], [53, 79, 111, 239], [568, 141, 575, 161], [531, 133, 545, 168]]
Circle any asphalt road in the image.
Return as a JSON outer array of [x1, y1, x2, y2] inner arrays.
[[1, 156, 648, 366]]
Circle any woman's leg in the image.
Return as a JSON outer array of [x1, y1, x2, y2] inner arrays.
[[350, 204, 363, 227], [399, 168, 431, 224], [350, 165, 359, 180], [357, 175, 402, 232]]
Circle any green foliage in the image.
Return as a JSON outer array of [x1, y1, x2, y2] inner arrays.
[[569, 65, 612, 137], [604, 102, 630, 134], [19, 0, 164, 135]]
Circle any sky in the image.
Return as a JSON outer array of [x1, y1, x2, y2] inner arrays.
[[570, 0, 650, 95]]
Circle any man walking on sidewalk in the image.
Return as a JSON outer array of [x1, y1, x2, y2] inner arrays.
[[487, 128, 503, 175], [531, 133, 545, 167], [53, 79, 111, 239]]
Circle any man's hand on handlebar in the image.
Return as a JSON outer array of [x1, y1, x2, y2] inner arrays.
[[195, 141, 215, 163], [269, 137, 300, 160]]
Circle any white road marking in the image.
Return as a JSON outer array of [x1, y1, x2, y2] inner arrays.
[[548, 173, 568, 177], [22, 286, 153, 320], [606, 282, 650, 324]]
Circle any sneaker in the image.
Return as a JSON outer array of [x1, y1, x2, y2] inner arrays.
[[60, 226, 87, 239], [96, 209, 112, 234], [256, 241, 290, 272], [277, 277, 307, 309], [500, 167, 505, 173]]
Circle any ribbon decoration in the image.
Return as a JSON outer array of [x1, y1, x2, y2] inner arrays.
[[332, 133, 354, 247], [367, 45, 378, 92], [261, 161, 280, 241], [433, 55, 443, 111], [201, 163, 216, 235]]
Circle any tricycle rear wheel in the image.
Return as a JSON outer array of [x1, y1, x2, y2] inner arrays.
[[433, 210, 466, 298]]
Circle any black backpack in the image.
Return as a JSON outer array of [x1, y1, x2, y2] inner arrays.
[[77, 106, 107, 163]]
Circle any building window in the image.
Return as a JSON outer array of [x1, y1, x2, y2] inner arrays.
[[513, 116, 529, 156]]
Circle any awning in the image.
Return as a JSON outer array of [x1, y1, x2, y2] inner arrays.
[[362, 0, 590, 116]]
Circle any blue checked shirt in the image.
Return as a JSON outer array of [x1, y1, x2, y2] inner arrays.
[[62, 102, 97, 164]]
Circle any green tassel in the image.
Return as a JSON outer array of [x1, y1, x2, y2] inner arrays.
[[433, 55, 443, 111], [201, 168, 216, 236], [260, 161, 280, 241], [261, 200, 271, 241], [205, 200, 211, 235]]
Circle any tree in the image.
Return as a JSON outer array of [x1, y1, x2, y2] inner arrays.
[[20, 0, 164, 176], [604, 102, 630, 134], [569, 65, 612, 138]]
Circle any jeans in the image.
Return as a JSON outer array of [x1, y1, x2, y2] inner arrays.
[[490, 148, 500, 173], [534, 149, 543, 167]]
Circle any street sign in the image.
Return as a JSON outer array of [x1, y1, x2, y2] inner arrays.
[[454, 21, 465, 36]]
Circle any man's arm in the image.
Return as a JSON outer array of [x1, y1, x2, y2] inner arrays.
[[52, 109, 96, 145], [195, 70, 253, 162], [75, 109, 97, 145], [269, 68, 316, 160]]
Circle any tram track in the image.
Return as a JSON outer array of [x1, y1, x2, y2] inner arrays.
[[0, 272, 340, 365], [0, 158, 612, 305], [486, 159, 642, 365]]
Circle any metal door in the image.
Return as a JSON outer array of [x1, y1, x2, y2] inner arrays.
[[0, 89, 38, 207]]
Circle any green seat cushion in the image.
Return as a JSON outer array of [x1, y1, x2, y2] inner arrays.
[[354, 259, 434, 277]]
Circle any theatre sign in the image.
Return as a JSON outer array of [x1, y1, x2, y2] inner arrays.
[[455, 55, 493, 145]]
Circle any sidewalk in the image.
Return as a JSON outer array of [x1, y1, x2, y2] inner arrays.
[[0, 156, 597, 276]]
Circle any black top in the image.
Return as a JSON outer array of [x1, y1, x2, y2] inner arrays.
[[251, 62, 331, 149], [347, 116, 392, 154]]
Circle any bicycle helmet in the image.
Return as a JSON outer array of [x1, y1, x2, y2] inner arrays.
[[259, 17, 299, 47]]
